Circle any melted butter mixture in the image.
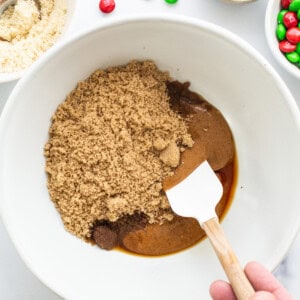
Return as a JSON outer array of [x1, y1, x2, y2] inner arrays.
[[93, 81, 236, 256]]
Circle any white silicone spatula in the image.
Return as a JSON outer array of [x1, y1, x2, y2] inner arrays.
[[165, 161, 255, 300]]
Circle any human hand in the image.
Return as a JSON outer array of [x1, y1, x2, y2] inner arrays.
[[209, 261, 294, 300]]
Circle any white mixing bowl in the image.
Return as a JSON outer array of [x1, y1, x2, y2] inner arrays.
[[1, 15, 300, 300]]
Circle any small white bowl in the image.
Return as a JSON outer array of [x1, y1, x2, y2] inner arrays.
[[1, 15, 300, 300], [0, 0, 77, 83], [265, 0, 300, 79]]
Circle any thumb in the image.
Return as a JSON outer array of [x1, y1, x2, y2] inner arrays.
[[249, 291, 276, 300]]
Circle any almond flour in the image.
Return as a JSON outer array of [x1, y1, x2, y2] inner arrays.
[[44, 61, 194, 241], [0, 0, 67, 73]]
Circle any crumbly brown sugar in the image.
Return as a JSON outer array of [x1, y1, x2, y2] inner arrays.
[[44, 61, 193, 241]]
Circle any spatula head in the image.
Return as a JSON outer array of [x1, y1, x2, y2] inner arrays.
[[165, 161, 223, 225]]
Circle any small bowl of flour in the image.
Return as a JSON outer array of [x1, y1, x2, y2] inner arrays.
[[0, 0, 75, 83]]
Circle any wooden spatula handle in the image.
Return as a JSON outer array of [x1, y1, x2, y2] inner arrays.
[[201, 217, 255, 300]]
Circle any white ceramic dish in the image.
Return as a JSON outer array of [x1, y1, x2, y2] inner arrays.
[[265, 0, 300, 79], [1, 15, 300, 300], [0, 0, 77, 83]]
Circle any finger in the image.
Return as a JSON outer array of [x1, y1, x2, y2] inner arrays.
[[209, 280, 237, 300], [245, 261, 293, 299], [249, 291, 276, 300]]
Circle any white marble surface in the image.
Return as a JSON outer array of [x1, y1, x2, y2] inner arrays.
[[0, 0, 300, 299]]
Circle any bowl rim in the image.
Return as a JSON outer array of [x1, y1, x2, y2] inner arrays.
[[265, 0, 300, 80], [0, 70, 24, 83], [0, 0, 78, 84], [1, 13, 300, 298]]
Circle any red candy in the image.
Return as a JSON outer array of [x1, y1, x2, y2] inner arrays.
[[99, 0, 115, 13], [281, 0, 292, 9], [286, 27, 300, 43], [279, 40, 297, 52], [283, 12, 298, 28]]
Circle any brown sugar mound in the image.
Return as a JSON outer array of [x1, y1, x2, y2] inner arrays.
[[44, 61, 194, 241]]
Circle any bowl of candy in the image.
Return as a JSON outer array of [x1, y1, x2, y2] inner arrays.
[[1, 15, 300, 300], [265, 0, 300, 79], [0, 0, 76, 83]]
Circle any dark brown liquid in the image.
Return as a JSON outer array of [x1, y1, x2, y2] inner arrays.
[[120, 163, 235, 256], [92, 81, 236, 256]]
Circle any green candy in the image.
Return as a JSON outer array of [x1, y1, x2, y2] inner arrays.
[[277, 9, 288, 24], [298, 9, 300, 19], [296, 43, 300, 54], [276, 24, 286, 41], [289, 0, 300, 12], [286, 52, 300, 63], [165, 0, 178, 3]]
